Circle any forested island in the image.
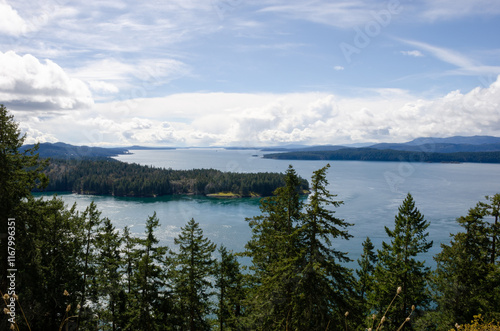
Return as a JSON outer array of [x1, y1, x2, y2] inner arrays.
[[41, 158, 309, 198], [2, 105, 500, 330], [263, 147, 500, 163]]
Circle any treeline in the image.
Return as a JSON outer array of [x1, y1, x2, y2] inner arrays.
[[42, 158, 309, 197], [264, 147, 500, 163]]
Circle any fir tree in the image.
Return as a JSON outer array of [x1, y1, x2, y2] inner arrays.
[[95, 217, 123, 330], [478, 194, 500, 265], [356, 237, 378, 322], [129, 212, 170, 330], [15, 196, 85, 330], [372, 193, 433, 329], [428, 199, 500, 329], [244, 165, 304, 329], [76, 202, 104, 330], [215, 245, 244, 331], [0, 104, 48, 298], [172, 218, 216, 331], [293, 163, 355, 329]]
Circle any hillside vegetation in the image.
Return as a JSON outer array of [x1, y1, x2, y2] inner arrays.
[[41, 158, 309, 197], [263, 148, 500, 163]]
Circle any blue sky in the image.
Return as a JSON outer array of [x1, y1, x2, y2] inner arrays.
[[1, 0, 500, 147]]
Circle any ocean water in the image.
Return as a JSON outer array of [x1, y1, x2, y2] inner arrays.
[[38, 148, 500, 268]]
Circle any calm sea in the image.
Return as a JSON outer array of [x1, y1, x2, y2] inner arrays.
[[38, 148, 500, 268]]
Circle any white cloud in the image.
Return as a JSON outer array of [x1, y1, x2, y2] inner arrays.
[[334, 65, 345, 71], [399, 39, 475, 68], [259, 1, 382, 29], [0, 0, 33, 36], [401, 50, 424, 57], [0, 51, 93, 110], [16, 76, 500, 146], [397, 39, 500, 77]]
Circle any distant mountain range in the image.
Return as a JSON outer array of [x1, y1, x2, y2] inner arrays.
[[263, 136, 500, 153], [261, 136, 500, 163], [21, 136, 500, 160]]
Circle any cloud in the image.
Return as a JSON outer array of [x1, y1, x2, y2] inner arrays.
[[398, 39, 500, 77], [15, 76, 500, 147], [401, 50, 424, 57], [334, 65, 345, 71], [420, 0, 500, 21], [399, 39, 475, 68], [0, 0, 33, 36], [259, 1, 383, 29], [0, 51, 93, 110]]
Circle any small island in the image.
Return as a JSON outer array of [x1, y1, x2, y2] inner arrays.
[[40, 158, 309, 198]]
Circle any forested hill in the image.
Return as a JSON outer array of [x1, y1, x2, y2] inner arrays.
[[263, 148, 500, 163], [21, 142, 130, 159], [41, 158, 309, 197]]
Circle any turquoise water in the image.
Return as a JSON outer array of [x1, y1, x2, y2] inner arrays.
[[37, 149, 500, 268]]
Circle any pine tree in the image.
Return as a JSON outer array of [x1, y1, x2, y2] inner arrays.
[[14, 196, 85, 330], [428, 198, 500, 329], [115, 226, 139, 328], [129, 212, 170, 330], [356, 237, 378, 322], [293, 163, 355, 329], [478, 194, 500, 265], [95, 217, 123, 330], [0, 104, 48, 298], [172, 218, 216, 331], [215, 245, 244, 331], [244, 165, 304, 329], [372, 193, 433, 329], [76, 201, 104, 330]]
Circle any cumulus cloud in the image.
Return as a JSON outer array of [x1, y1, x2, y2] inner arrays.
[[0, 51, 93, 110], [15, 76, 500, 146], [0, 0, 32, 36]]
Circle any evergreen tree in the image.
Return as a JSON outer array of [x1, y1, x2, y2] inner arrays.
[[116, 226, 139, 329], [478, 194, 500, 265], [95, 217, 123, 330], [215, 245, 244, 331], [428, 199, 500, 329], [244, 165, 303, 329], [76, 202, 104, 330], [372, 193, 433, 329], [129, 212, 170, 330], [293, 163, 355, 329], [14, 196, 85, 330], [356, 237, 378, 322], [0, 104, 48, 297], [172, 218, 216, 331]]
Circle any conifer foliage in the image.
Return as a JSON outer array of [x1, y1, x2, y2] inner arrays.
[[244, 164, 355, 330], [172, 218, 216, 331], [372, 193, 433, 329], [429, 195, 500, 329]]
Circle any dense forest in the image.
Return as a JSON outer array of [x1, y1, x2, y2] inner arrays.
[[2, 104, 500, 330], [264, 148, 500, 163], [41, 158, 309, 198]]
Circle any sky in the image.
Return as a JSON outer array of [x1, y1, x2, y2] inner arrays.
[[1, 0, 500, 147]]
